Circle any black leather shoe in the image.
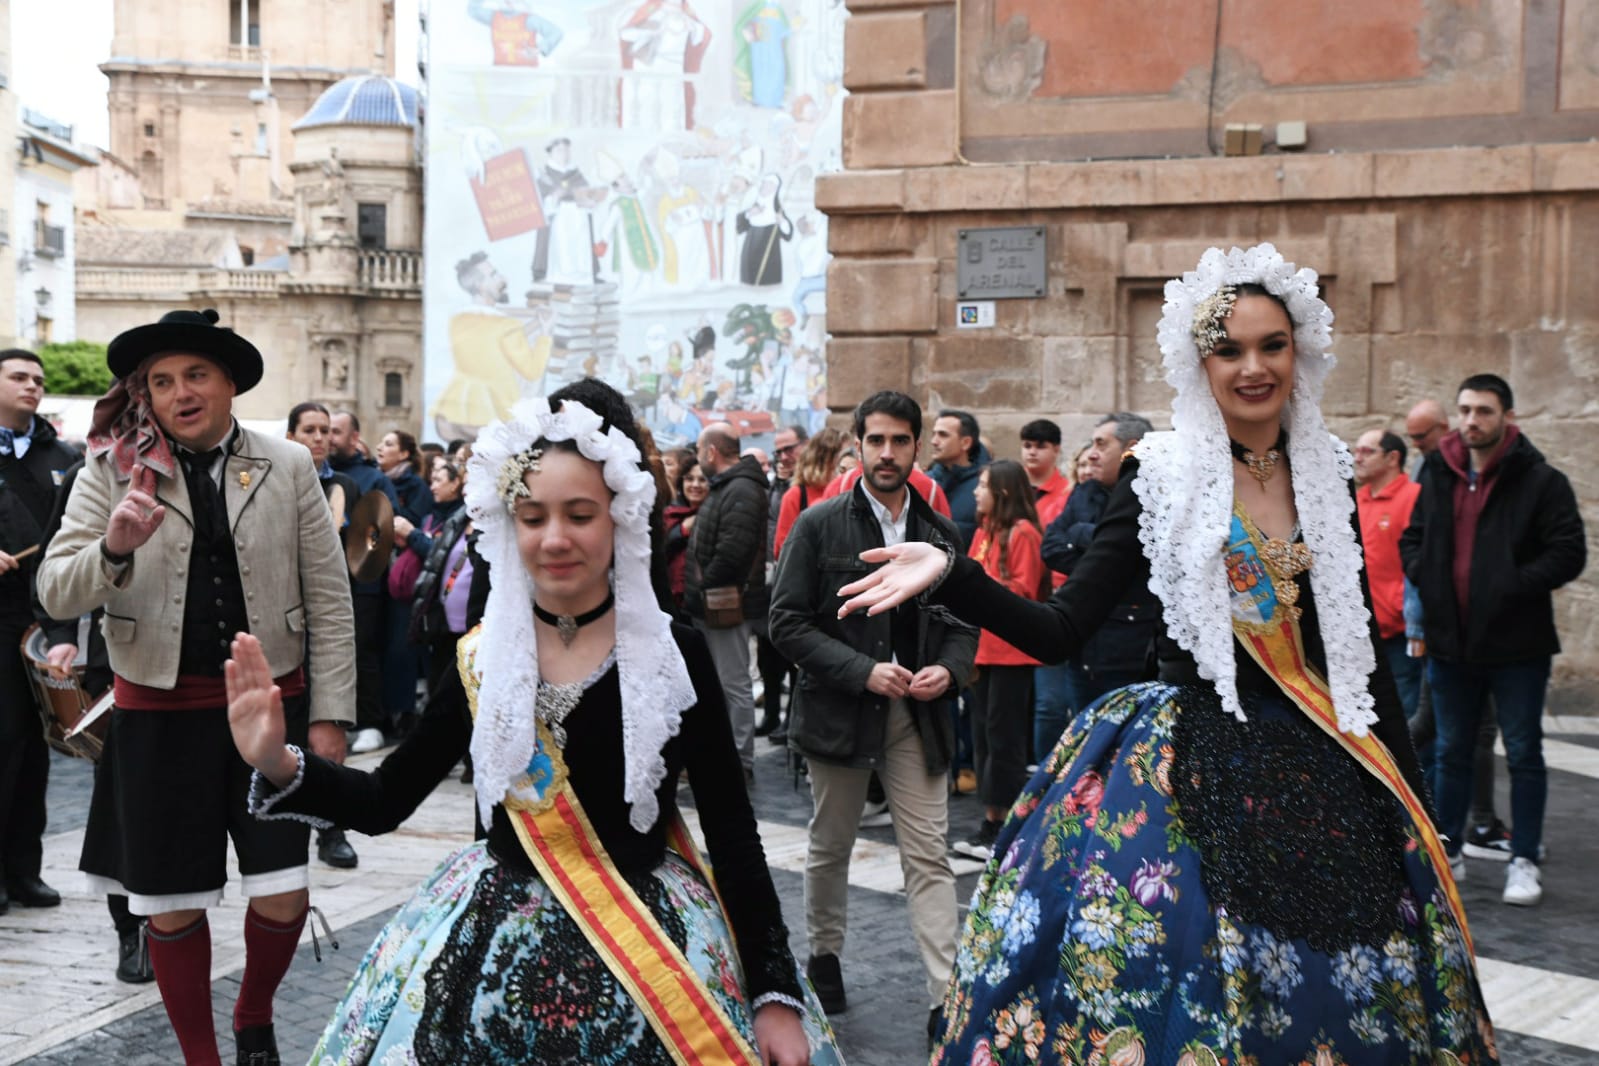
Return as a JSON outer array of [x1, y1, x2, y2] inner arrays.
[[7, 876, 60, 908], [766, 727, 787, 746], [117, 927, 154, 983], [754, 712, 780, 737], [927, 1006, 945, 1049], [235, 1023, 281, 1066], [317, 828, 359, 869], [0, 882, 9, 915], [806, 953, 846, 1014]]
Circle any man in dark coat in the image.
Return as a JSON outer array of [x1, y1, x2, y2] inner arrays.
[[683, 420, 769, 777], [0, 348, 79, 913], [1401, 373, 1586, 908], [1036, 413, 1157, 757], [770, 391, 977, 1041]]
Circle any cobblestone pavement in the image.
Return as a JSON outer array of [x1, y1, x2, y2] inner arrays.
[[6, 718, 1599, 1064]]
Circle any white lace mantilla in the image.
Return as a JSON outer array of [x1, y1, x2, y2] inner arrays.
[[1132, 243, 1378, 736], [464, 397, 698, 832]]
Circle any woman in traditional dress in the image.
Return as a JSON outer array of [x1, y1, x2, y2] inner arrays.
[[836, 244, 1497, 1064], [226, 380, 841, 1065]]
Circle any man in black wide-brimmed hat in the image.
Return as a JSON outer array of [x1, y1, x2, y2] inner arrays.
[[39, 309, 357, 1066]]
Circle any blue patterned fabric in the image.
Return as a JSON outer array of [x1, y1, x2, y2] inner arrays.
[[312, 842, 843, 1065], [932, 683, 1498, 1066]]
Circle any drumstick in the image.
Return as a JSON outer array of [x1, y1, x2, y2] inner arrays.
[[11, 544, 38, 560]]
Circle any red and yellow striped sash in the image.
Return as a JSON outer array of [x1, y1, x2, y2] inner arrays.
[[509, 790, 762, 1066]]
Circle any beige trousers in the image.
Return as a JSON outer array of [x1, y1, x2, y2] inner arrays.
[[804, 698, 958, 1007]]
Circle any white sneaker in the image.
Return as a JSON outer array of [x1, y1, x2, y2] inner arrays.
[[1448, 850, 1466, 884], [1503, 857, 1542, 906], [349, 728, 386, 754], [858, 800, 892, 828]]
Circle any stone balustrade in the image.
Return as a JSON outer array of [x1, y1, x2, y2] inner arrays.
[[358, 249, 421, 291]]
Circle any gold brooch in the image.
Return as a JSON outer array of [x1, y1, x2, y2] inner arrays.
[[238, 470, 251, 488]]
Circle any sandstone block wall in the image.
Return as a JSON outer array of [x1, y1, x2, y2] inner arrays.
[[822, 0, 1599, 703]]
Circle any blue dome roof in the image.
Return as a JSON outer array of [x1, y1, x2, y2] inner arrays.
[[294, 75, 419, 131]]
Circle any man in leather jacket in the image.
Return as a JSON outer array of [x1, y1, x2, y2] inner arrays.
[[770, 390, 977, 1040]]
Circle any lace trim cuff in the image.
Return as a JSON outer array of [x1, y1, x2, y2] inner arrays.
[[247, 746, 333, 829], [751, 992, 806, 1016], [916, 543, 958, 606]]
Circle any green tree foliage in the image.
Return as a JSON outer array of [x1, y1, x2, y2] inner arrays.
[[38, 341, 113, 395]]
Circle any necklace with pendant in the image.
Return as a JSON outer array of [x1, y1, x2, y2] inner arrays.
[[1229, 428, 1288, 484], [532, 591, 616, 648]]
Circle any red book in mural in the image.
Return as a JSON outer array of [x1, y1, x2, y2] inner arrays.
[[470, 149, 546, 241], [491, 12, 540, 67]]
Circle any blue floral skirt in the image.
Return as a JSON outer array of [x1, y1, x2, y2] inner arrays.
[[311, 841, 843, 1065], [933, 683, 1498, 1066]]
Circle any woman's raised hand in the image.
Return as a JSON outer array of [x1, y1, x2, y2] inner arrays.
[[225, 634, 299, 787], [836, 542, 949, 618]]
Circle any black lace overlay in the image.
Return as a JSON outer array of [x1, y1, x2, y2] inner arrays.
[[412, 863, 694, 1066], [1170, 686, 1408, 954]]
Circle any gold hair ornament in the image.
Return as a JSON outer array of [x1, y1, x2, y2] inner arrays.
[[495, 447, 544, 505], [1192, 285, 1238, 358]]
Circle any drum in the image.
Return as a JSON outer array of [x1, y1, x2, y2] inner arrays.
[[20, 624, 111, 762]]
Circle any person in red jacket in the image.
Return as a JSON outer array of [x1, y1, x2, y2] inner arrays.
[[773, 428, 848, 561], [1352, 428, 1423, 717], [951, 460, 1044, 862]]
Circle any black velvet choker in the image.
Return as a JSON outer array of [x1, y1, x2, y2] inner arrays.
[[1229, 428, 1288, 484], [533, 592, 616, 648]]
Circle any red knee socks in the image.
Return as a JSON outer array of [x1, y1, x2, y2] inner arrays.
[[233, 902, 307, 1032], [146, 913, 220, 1066]]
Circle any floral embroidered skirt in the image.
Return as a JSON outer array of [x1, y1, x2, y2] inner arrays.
[[932, 683, 1498, 1066], [311, 842, 843, 1065]]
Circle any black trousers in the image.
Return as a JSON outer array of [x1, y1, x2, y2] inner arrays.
[[971, 665, 1034, 813], [0, 620, 48, 884], [352, 590, 387, 732], [755, 633, 792, 724]]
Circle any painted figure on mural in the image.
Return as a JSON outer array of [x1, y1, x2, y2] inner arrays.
[[791, 213, 827, 328], [434, 252, 553, 439], [597, 162, 661, 303], [735, 1, 792, 109], [712, 170, 752, 284], [467, 0, 565, 66], [653, 153, 713, 290], [618, 0, 712, 131], [737, 173, 793, 287], [532, 139, 600, 287]]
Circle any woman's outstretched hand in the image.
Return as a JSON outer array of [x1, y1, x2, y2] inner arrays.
[[836, 542, 948, 618], [225, 634, 298, 787]]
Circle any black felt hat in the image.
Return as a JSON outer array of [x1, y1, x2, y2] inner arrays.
[[106, 308, 264, 394]]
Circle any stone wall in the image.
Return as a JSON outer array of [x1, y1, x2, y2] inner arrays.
[[818, 0, 1599, 705]]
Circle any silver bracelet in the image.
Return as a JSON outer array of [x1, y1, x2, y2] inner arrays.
[[752, 991, 806, 1016]]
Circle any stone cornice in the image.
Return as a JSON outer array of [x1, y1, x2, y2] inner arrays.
[[817, 142, 1599, 215]]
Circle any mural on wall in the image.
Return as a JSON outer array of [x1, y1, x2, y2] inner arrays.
[[422, 0, 847, 451]]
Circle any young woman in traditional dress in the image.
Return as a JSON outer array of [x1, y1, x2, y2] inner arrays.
[[837, 244, 1497, 1064], [226, 380, 841, 1065]]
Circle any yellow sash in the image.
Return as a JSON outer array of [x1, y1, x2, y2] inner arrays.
[[458, 630, 762, 1066], [1226, 510, 1475, 958]]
